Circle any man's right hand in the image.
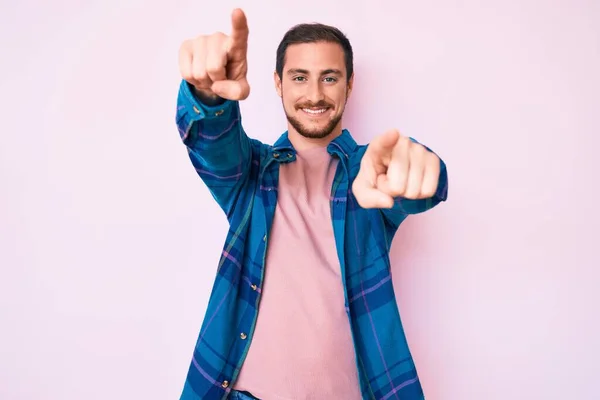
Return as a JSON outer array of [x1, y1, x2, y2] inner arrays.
[[179, 8, 250, 102]]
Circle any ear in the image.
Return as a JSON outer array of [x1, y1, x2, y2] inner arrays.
[[274, 71, 282, 97]]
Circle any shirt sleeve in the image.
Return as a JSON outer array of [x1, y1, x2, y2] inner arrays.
[[175, 79, 253, 218]]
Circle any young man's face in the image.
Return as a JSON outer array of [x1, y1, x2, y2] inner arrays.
[[275, 41, 353, 140]]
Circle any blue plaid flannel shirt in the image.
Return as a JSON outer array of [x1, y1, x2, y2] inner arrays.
[[175, 80, 448, 400]]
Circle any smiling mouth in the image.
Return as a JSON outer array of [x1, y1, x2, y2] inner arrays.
[[301, 107, 329, 116]]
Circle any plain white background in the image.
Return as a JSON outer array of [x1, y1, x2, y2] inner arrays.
[[1, 0, 598, 399]]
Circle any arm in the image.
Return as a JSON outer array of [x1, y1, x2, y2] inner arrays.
[[175, 79, 251, 218], [175, 8, 252, 218]]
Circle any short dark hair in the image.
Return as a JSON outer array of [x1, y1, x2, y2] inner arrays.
[[275, 23, 354, 82]]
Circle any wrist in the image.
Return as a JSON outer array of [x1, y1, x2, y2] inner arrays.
[[192, 86, 226, 106]]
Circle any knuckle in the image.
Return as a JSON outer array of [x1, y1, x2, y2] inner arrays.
[[389, 181, 405, 196], [410, 143, 426, 158], [205, 61, 223, 75], [208, 32, 227, 48], [428, 152, 440, 166], [389, 188, 403, 198], [180, 39, 192, 53], [205, 64, 218, 75], [192, 69, 207, 81], [403, 187, 417, 198], [422, 188, 435, 198], [192, 35, 207, 52]]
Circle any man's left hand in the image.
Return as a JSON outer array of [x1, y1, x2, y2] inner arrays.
[[352, 129, 440, 209]]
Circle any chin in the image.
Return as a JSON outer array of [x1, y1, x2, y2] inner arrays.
[[286, 109, 342, 140], [298, 130, 334, 139], [293, 120, 332, 138]]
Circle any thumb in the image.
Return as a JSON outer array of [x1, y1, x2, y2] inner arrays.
[[352, 157, 394, 209], [211, 78, 250, 101]]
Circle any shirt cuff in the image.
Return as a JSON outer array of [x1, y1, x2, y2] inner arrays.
[[179, 80, 236, 121]]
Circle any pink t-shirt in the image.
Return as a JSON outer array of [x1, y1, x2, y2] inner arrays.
[[233, 146, 362, 399]]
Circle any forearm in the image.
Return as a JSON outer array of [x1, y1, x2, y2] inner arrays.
[[175, 79, 251, 187], [175, 79, 252, 218]]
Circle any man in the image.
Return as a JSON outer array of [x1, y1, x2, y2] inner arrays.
[[175, 8, 448, 400]]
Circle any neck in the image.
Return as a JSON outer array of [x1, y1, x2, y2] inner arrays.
[[287, 124, 343, 151]]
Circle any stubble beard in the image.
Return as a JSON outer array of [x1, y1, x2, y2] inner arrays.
[[283, 95, 348, 140], [286, 112, 342, 139]]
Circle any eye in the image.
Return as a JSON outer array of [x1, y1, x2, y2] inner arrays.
[[292, 76, 306, 82], [323, 76, 337, 83]]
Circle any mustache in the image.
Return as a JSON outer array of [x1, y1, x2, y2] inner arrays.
[[296, 101, 332, 109]]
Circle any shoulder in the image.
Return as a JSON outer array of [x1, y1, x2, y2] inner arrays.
[[249, 139, 274, 159]]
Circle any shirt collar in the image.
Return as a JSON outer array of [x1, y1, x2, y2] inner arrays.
[[271, 129, 358, 162]]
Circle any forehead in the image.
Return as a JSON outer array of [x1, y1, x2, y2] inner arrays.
[[283, 41, 346, 74]]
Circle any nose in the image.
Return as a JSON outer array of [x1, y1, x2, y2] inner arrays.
[[306, 80, 325, 103]]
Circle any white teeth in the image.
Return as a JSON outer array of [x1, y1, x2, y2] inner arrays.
[[303, 108, 327, 114]]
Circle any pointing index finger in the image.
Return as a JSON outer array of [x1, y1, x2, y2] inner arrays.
[[229, 8, 249, 52], [366, 129, 400, 159]]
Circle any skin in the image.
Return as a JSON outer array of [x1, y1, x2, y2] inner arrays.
[[274, 41, 352, 150], [178, 8, 441, 209]]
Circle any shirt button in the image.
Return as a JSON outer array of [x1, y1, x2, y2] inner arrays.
[[263, 234, 267, 242], [192, 106, 200, 114], [273, 152, 280, 158], [221, 380, 229, 388], [240, 332, 247, 340], [215, 109, 224, 116], [251, 284, 257, 291]]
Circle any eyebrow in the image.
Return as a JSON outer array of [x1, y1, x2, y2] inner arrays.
[[286, 68, 343, 76]]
